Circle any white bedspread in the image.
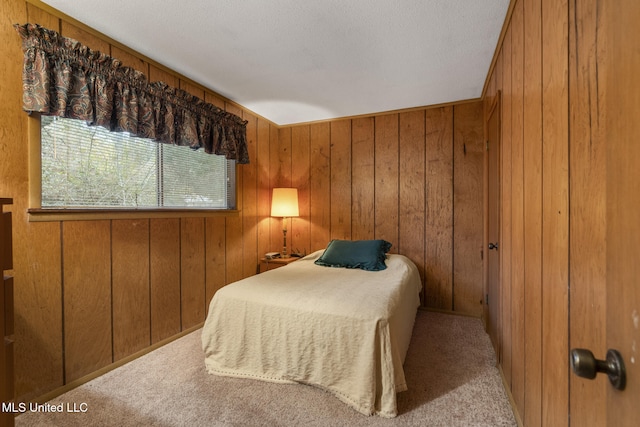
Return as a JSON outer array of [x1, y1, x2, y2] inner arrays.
[[201, 250, 422, 417]]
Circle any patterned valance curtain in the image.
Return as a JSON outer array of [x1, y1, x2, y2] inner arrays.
[[14, 23, 249, 164]]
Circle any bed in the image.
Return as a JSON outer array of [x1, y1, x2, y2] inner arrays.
[[201, 241, 422, 418]]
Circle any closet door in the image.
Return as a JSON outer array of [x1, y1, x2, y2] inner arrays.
[[570, 0, 640, 424]]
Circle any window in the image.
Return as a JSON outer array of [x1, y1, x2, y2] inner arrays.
[[40, 116, 236, 210]]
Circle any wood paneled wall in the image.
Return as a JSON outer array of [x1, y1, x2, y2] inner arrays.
[[1, 0, 485, 403], [484, 0, 606, 425], [281, 104, 485, 316], [0, 1, 278, 401]]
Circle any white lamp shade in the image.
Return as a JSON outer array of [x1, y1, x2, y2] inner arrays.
[[271, 188, 299, 217]]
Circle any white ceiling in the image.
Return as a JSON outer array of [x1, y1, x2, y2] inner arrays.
[[40, 0, 509, 125]]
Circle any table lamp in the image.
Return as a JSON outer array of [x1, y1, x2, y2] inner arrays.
[[270, 188, 299, 258]]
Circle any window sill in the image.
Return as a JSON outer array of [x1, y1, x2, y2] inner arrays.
[[27, 208, 240, 222]]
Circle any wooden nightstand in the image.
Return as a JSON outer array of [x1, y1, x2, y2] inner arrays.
[[259, 256, 299, 273]]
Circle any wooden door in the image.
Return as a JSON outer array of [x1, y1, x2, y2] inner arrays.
[[570, 0, 640, 425], [485, 93, 500, 357], [568, 0, 607, 423], [604, 0, 640, 423]]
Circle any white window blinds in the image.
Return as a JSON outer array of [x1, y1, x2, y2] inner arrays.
[[40, 116, 235, 209]]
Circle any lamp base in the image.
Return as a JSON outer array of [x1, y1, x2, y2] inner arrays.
[[282, 223, 289, 258]]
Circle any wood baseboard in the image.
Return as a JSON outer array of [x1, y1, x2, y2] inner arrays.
[[419, 306, 483, 319], [29, 323, 203, 405], [498, 364, 524, 427]]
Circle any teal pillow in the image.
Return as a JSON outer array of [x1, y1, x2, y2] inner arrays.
[[314, 239, 392, 271]]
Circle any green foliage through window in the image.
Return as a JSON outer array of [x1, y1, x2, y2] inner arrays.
[[40, 116, 235, 209]]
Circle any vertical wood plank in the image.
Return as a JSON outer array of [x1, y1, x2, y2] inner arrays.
[[204, 91, 226, 110], [292, 125, 311, 255], [453, 102, 484, 316], [26, 3, 59, 31], [266, 125, 279, 252], [524, 0, 544, 424], [13, 221, 62, 401], [0, 276, 8, 427], [510, 0, 526, 415], [150, 218, 181, 343], [63, 221, 112, 383], [60, 22, 109, 53], [330, 120, 352, 241], [180, 81, 205, 99], [374, 114, 399, 250], [205, 217, 226, 310], [501, 25, 514, 389], [425, 107, 453, 310], [149, 65, 179, 91], [110, 46, 148, 75], [541, 0, 570, 424], [242, 113, 258, 278], [256, 119, 272, 261], [309, 123, 331, 252], [274, 128, 292, 188], [351, 117, 375, 241], [399, 110, 425, 281], [605, 1, 640, 425], [569, 0, 607, 424], [12, 2, 63, 403], [112, 219, 150, 361], [203, 94, 228, 298], [224, 104, 244, 284], [270, 127, 292, 254], [180, 218, 206, 329], [484, 54, 497, 120]]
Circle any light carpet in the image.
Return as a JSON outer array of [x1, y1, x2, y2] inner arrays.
[[15, 310, 516, 426]]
